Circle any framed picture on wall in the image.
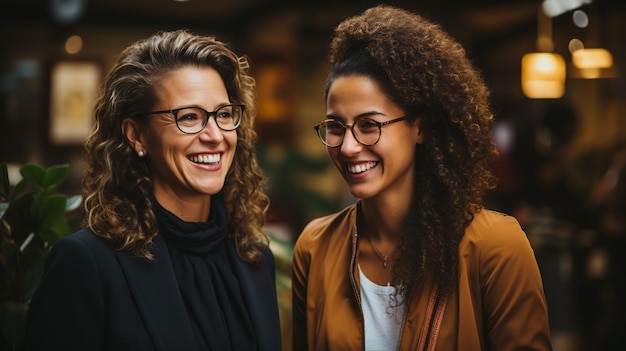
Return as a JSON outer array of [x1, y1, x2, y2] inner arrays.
[[250, 50, 297, 144], [48, 60, 102, 145]]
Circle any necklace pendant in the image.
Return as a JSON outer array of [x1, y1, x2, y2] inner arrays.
[[383, 260, 387, 269]]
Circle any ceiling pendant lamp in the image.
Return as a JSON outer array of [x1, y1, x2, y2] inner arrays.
[[568, 4, 619, 79], [572, 48, 613, 69], [522, 52, 566, 98], [521, 5, 565, 99], [571, 47, 614, 79]]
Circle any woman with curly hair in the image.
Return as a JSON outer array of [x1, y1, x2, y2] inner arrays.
[[25, 29, 282, 350], [292, 5, 552, 351]]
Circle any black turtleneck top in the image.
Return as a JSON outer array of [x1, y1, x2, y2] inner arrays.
[[153, 196, 256, 350]]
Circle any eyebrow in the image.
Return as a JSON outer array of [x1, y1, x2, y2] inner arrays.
[[325, 111, 386, 121], [160, 102, 234, 111]]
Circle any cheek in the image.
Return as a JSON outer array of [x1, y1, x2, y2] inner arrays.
[[227, 133, 237, 150], [224, 134, 238, 161], [142, 126, 180, 153], [327, 149, 345, 172], [327, 148, 340, 161]]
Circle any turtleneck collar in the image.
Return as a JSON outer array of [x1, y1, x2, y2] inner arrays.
[[152, 195, 229, 255]]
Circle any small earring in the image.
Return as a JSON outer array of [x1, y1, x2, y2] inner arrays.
[[137, 150, 145, 157]]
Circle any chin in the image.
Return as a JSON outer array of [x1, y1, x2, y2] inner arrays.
[[197, 182, 226, 196], [347, 187, 374, 200]]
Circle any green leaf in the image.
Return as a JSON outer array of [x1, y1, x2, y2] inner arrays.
[[8, 178, 32, 202], [19, 164, 45, 187], [35, 194, 69, 243], [1, 162, 80, 317], [32, 194, 66, 226], [42, 164, 69, 190], [1, 194, 34, 243], [38, 220, 69, 244]]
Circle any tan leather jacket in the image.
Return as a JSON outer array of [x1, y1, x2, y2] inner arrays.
[[292, 202, 552, 351]]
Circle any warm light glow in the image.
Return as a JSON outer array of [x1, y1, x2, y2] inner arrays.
[[572, 48, 613, 69], [521, 52, 566, 99], [542, 0, 593, 18], [65, 35, 83, 54], [578, 68, 601, 79]]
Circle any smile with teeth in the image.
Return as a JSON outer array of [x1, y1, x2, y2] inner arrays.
[[348, 161, 378, 174], [188, 153, 220, 164]]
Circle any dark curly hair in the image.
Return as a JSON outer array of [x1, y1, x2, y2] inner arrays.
[[83, 29, 269, 264], [326, 5, 498, 298]]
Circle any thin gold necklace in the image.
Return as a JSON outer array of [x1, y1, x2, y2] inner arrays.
[[367, 235, 392, 269]]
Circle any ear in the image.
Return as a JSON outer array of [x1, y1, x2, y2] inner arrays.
[[411, 117, 424, 145], [122, 118, 146, 155]]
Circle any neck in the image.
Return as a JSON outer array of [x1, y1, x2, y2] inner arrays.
[[356, 200, 403, 282], [153, 192, 212, 222], [359, 197, 408, 241]]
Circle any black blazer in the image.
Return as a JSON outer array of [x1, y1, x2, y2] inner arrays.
[[24, 228, 282, 351]]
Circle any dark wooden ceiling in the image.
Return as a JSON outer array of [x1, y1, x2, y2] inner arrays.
[[3, 0, 623, 48]]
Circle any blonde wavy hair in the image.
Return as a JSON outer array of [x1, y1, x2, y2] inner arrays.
[[83, 29, 269, 264]]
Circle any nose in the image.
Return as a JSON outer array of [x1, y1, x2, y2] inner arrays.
[[198, 117, 225, 142], [339, 126, 362, 156]]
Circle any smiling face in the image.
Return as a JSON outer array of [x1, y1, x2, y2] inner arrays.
[[124, 66, 237, 217], [325, 75, 423, 202]]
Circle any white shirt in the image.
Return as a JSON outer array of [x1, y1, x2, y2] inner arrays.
[[359, 265, 405, 351]]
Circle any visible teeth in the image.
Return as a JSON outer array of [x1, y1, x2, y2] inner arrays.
[[348, 162, 377, 174], [189, 154, 220, 164]]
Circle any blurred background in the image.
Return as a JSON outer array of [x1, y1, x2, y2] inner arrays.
[[1, 0, 625, 350]]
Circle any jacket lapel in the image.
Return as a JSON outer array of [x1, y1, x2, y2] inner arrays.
[[116, 235, 197, 351], [230, 246, 282, 351]]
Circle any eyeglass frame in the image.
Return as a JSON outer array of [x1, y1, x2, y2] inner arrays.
[[145, 103, 245, 134], [313, 115, 410, 147]]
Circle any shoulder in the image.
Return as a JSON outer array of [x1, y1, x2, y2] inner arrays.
[[47, 228, 118, 269], [461, 210, 552, 349], [460, 209, 539, 272], [232, 242, 276, 277], [463, 209, 528, 248], [63, 228, 109, 246], [36, 229, 121, 295], [259, 243, 276, 268], [54, 228, 113, 252]]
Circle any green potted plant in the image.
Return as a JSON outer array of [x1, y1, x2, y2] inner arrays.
[[0, 161, 82, 350]]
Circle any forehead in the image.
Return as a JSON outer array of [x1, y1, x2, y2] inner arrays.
[[326, 75, 403, 119], [327, 75, 384, 100], [155, 66, 229, 106]]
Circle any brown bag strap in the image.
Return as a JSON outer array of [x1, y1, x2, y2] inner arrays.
[[416, 286, 448, 351]]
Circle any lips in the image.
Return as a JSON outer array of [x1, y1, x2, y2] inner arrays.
[[347, 161, 378, 174], [188, 153, 220, 164]]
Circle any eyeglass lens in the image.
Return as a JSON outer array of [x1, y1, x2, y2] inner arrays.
[[176, 105, 242, 133], [317, 119, 381, 146]]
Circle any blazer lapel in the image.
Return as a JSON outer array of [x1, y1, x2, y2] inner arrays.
[[230, 246, 282, 351], [116, 235, 197, 351]]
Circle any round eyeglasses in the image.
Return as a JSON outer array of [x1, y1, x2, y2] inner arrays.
[[314, 116, 409, 147], [146, 104, 244, 134]]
